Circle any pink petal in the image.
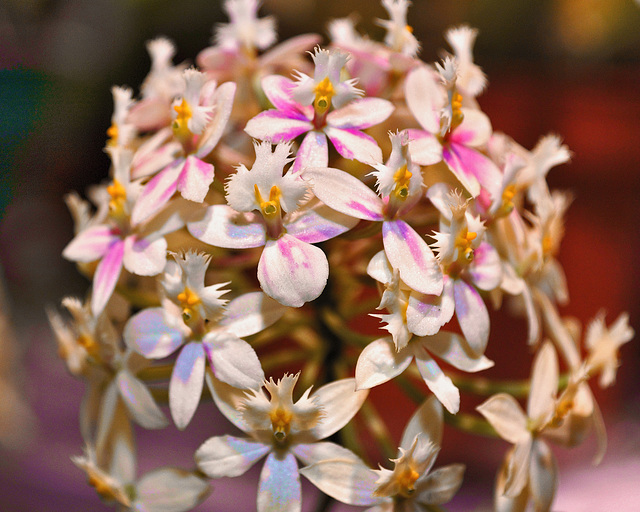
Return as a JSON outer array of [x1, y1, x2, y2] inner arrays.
[[91, 239, 124, 316], [260, 75, 299, 112], [382, 220, 443, 296], [453, 278, 489, 355], [443, 142, 501, 198], [354, 337, 413, 390], [303, 166, 383, 221], [122, 234, 167, 276], [257, 234, 329, 307], [131, 160, 182, 226], [291, 130, 328, 174], [324, 126, 383, 165], [62, 225, 120, 263], [326, 97, 394, 129], [176, 155, 214, 203], [406, 129, 442, 166], [169, 342, 206, 430], [188, 205, 266, 249], [285, 201, 358, 244], [244, 110, 312, 142], [259, 33, 322, 68], [450, 108, 492, 147], [469, 241, 502, 291]]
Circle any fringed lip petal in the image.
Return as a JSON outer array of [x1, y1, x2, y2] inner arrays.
[[257, 234, 329, 307], [304, 166, 383, 222], [196, 435, 270, 478], [453, 278, 490, 356], [91, 239, 125, 317], [188, 205, 267, 249], [355, 337, 413, 390], [124, 307, 185, 359], [382, 220, 443, 296], [62, 225, 121, 263], [257, 451, 302, 512], [324, 126, 383, 165], [169, 341, 206, 430]]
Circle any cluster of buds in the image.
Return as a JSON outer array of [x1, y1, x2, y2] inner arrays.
[[50, 1, 634, 511]]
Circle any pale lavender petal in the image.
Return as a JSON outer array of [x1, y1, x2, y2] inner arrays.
[[221, 291, 288, 338], [469, 241, 502, 291], [405, 65, 442, 134], [91, 239, 124, 316], [204, 332, 264, 389], [257, 234, 329, 307], [62, 225, 120, 262], [422, 331, 494, 372], [245, 110, 312, 142], [453, 278, 490, 355], [188, 205, 266, 249], [407, 276, 455, 336], [197, 81, 236, 157], [355, 337, 413, 390], [382, 220, 443, 296], [258, 451, 301, 512], [122, 234, 167, 276], [443, 142, 501, 198], [131, 160, 182, 226], [303, 166, 383, 221], [324, 126, 383, 165], [406, 129, 442, 166], [196, 435, 269, 478], [291, 130, 328, 174], [309, 378, 368, 440], [413, 348, 460, 414], [123, 307, 184, 359], [286, 202, 358, 243], [169, 342, 205, 430], [326, 98, 394, 129], [116, 369, 168, 429], [176, 155, 214, 203]]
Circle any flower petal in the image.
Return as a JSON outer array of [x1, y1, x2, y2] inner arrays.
[[196, 81, 236, 157], [131, 160, 182, 226], [116, 369, 168, 429], [135, 468, 210, 512], [309, 378, 368, 440], [413, 349, 460, 414], [205, 373, 250, 432], [527, 342, 558, 423], [423, 331, 494, 372], [257, 451, 301, 512], [326, 97, 394, 129], [469, 242, 502, 291], [504, 439, 533, 498], [406, 129, 442, 166], [62, 225, 120, 262], [188, 205, 266, 249], [245, 110, 312, 143], [382, 220, 443, 296], [400, 395, 443, 450], [286, 201, 358, 244], [204, 331, 264, 389], [529, 440, 557, 512], [405, 65, 442, 134], [91, 239, 124, 317], [122, 235, 167, 277], [303, 166, 383, 221], [443, 142, 501, 198], [407, 277, 455, 336], [124, 308, 184, 359], [175, 155, 214, 203], [324, 126, 382, 165], [453, 278, 490, 355], [221, 291, 288, 338], [257, 234, 329, 307], [415, 463, 465, 506], [450, 108, 492, 147], [260, 75, 301, 113], [355, 337, 413, 390], [293, 441, 362, 466], [291, 130, 329, 174], [476, 394, 529, 444], [169, 342, 205, 430], [195, 435, 270, 478]]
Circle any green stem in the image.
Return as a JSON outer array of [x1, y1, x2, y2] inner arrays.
[[360, 400, 396, 461], [450, 372, 571, 398]]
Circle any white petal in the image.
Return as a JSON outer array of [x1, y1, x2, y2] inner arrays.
[[325, 126, 383, 165], [355, 337, 413, 390], [135, 468, 210, 512], [414, 349, 460, 414], [326, 98, 394, 129], [405, 65, 441, 134], [197, 81, 236, 157], [195, 435, 270, 478], [258, 451, 301, 512], [406, 278, 455, 337], [528, 440, 557, 512], [169, 342, 205, 430], [309, 378, 368, 440], [292, 441, 362, 466], [204, 332, 264, 389], [291, 130, 328, 174], [188, 205, 266, 249], [400, 395, 443, 450], [131, 160, 182, 226], [62, 225, 120, 262], [124, 308, 184, 359], [406, 129, 442, 166], [476, 394, 529, 444], [175, 155, 214, 203], [415, 463, 465, 506], [527, 342, 558, 423], [504, 440, 533, 498], [285, 201, 358, 244], [221, 291, 288, 338], [205, 373, 251, 432], [117, 369, 168, 429], [453, 278, 490, 355], [123, 235, 167, 277], [257, 235, 329, 307], [423, 331, 494, 372]]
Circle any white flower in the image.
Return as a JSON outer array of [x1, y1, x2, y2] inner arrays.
[[585, 311, 634, 388], [215, 0, 277, 52], [377, 0, 420, 56]]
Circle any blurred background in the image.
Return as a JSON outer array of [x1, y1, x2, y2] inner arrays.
[[1, 0, 639, 510]]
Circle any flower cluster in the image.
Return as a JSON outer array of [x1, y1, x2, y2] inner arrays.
[[51, 1, 633, 511]]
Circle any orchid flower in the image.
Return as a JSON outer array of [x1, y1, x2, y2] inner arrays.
[[377, 0, 420, 56], [188, 141, 357, 307], [124, 251, 286, 429], [130, 70, 236, 225], [444, 25, 487, 100], [195, 373, 368, 512], [106, 86, 136, 149], [245, 47, 394, 172], [304, 132, 443, 296], [405, 64, 501, 198]]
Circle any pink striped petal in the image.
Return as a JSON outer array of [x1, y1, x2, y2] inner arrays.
[[324, 126, 382, 165], [188, 205, 266, 249], [244, 110, 312, 142], [176, 155, 214, 203], [257, 234, 329, 307], [326, 97, 394, 129], [122, 234, 167, 276], [91, 239, 124, 316], [406, 129, 442, 166], [258, 451, 301, 512], [170, 342, 206, 430], [62, 225, 120, 263], [382, 220, 443, 296], [291, 130, 328, 174], [123, 307, 184, 359], [450, 108, 492, 147], [453, 278, 489, 355], [413, 347, 460, 414], [260, 75, 299, 112], [355, 337, 413, 390], [197, 81, 236, 157], [443, 142, 501, 198], [131, 160, 182, 226], [303, 166, 383, 221], [286, 202, 358, 244], [469, 241, 502, 291]]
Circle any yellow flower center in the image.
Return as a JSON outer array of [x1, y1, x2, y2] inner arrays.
[[177, 287, 202, 325], [450, 91, 464, 131], [87, 473, 126, 504], [106, 123, 119, 146], [254, 184, 282, 220], [269, 406, 293, 442], [107, 179, 127, 216], [392, 165, 413, 200], [173, 97, 193, 139], [313, 76, 335, 115], [455, 230, 477, 262], [542, 234, 553, 256], [397, 465, 420, 498], [77, 333, 100, 358]]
